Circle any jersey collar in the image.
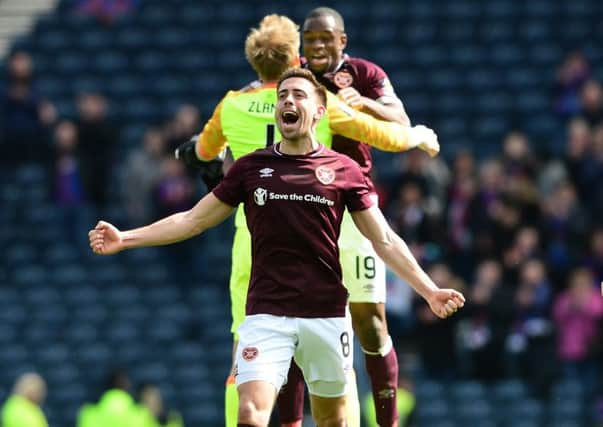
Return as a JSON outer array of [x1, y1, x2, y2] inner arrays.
[[273, 143, 325, 157]]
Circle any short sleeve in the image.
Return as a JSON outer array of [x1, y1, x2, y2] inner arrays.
[[343, 158, 374, 212], [362, 60, 399, 102], [212, 157, 246, 207]]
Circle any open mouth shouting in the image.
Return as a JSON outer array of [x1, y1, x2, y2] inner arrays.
[[282, 111, 299, 124], [279, 110, 301, 134]]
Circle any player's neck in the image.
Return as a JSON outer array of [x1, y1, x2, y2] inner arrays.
[[326, 57, 345, 74], [279, 137, 319, 155]]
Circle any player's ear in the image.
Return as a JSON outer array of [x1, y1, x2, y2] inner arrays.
[[339, 32, 348, 50], [314, 105, 326, 121]]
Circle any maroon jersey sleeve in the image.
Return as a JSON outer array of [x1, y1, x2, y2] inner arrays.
[[212, 158, 246, 207], [355, 58, 397, 101], [342, 156, 374, 212]]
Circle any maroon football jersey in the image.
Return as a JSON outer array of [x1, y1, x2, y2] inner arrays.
[[213, 143, 373, 318], [303, 55, 400, 193]]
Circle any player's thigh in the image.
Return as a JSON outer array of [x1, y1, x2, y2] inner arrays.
[[338, 210, 386, 304], [229, 225, 252, 337], [295, 317, 354, 398], [235, 314, 296, 393]]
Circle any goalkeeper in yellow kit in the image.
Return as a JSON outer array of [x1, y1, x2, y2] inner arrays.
[[176, 14, 438, 427]]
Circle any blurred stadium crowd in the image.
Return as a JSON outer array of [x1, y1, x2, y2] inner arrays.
[[0, 0, 602, 426]]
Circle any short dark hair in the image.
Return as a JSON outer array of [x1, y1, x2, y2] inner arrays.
[[277, 68, 328, 106], [305, 7, 345, 32]]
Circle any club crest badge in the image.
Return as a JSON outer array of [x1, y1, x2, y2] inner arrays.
[[254, 187, 267, 206], [315, 165, 335, 185], [242, 346, 259, 361], [333, 70, 354, 89]]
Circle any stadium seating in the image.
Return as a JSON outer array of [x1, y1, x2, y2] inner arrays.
[[0, 155, 232, 425]]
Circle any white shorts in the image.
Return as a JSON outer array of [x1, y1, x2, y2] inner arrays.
[[339, 199, 386, 303], [235, 314, 354, 397]]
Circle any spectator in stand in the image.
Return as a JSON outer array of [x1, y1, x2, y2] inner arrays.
[[468, 159, 505, 260], [579, 79, 603, 127], [489, 196, 524, 266], [78, 369, 137, 427], [514, 260, 553, 326], [153, 157, 195, 218], [387, 149, 450, 218], [564, 118, 597, 202], [508, 259, 556, 395], [502, 226, 543, 287], [75, 92, 118, 210], [386, 179, 440, 251], [53, 120, 84, 206], [0, 50, 56, 166], [1, 372, 48, 427], [501, 131, 536, 179], [445, 150, 477, 277], [164, 104, 201, 154], [553, 267, 603, 393], [541, 182, 590, 281], [122, 128, 168, 225], [553, 50, 591, 118], [459, 260, 514, 381], [134, 383, 184, 427], [500, 131, 540, 224]]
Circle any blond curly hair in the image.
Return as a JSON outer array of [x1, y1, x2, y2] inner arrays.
[[245, 14, 299, 82]]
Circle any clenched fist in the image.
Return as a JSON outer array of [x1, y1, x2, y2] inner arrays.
[[427, 288, 465, 319], [337, 87, 364, 109]]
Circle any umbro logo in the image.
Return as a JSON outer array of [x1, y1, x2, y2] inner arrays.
[[259, 168, 274, 178]]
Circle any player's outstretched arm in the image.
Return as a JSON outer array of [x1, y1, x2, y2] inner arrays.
[[351, 206, 465, 318], [326, 93, 439, 156], [88, 193, 235, 255]]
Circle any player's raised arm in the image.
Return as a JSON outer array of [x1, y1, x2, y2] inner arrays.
[[88, 193, 235, 255], [195, 97, 229, 161], [350, 206, 465, 319]]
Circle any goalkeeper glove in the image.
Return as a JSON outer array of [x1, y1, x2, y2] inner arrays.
[[407, 125, 440, 157], [175, 135, 225, 191], [174, 135, 202, 168]]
